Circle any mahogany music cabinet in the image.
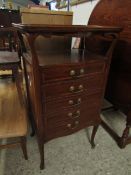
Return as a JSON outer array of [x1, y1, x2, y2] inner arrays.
[[13, 23, 122, 169]]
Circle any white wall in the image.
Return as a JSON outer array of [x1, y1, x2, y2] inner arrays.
[[59, 0, 99, 47], [60, 0, 99, 25]]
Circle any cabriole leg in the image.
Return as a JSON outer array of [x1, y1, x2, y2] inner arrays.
[[91, 125, 99, 148]]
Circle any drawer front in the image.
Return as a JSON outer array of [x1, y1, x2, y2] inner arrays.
[[41, 62, 105, 82], [45, 107, 100, 140], [45, 92, 102, 114], [43, 73, 104, 100], [45, 92, 102, 140], [46, 105, 100, 123]]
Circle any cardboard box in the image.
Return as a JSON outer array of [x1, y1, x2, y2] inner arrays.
[[20, 8, 73, 25]]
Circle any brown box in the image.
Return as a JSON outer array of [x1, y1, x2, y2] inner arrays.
[[20, 8, 73, 25]]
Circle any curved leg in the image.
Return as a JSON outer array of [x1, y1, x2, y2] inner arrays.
[[29, 111, 35, 137], [91, 125, 99, 148], [13, 66, 35, 136], [22, 58, 35, 136]]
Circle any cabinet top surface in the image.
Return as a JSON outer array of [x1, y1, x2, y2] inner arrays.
[[13, 23, 122, 34]]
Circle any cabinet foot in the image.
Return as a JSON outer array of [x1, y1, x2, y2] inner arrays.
[[91, 125, 99, 148], [38, 139, 45, 170]]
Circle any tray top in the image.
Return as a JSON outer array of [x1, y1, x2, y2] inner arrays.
[[12, 23, 122, 35]]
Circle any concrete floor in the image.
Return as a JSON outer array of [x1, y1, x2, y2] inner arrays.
[[0, 110, 131, 175]]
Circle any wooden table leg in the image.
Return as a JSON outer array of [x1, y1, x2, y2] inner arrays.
[[101, 109, 131, 148], [119, 110, 131, 148]]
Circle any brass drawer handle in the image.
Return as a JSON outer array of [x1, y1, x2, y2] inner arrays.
[[68, 112, 73, 117], [69, 86, 75, 92], [69, 85, 84, 93], [67, 123, 71, 128], [68, 100, 74, 105], [68, 110, 80, 119], [80, 68, 85, 75], [77, 98, 81, 104], [70, 70, 76, 76], [78, 85, 83, 90], [68, 98, 82, 106], [70, 69, 85, 77], [76, 110, 80, 116], [67, 121, 79, 129]]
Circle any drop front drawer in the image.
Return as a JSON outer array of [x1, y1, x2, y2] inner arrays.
[[45, 107, 100, 140], [42, 73, 104, 99], [41, 62, 105, 82], [46, 102, 100, 123], [45, 92, 102, 114]]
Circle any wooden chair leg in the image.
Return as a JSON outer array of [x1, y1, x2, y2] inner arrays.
[[12, 68, 15, 82], [12, 67, 24, 105], [20, 136, 28, 160], [91, 125, 99, 148]]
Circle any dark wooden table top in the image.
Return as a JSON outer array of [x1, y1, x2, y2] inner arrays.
[[12, 23, 122, 35]]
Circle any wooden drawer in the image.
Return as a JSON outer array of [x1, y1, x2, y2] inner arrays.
[[42, 73, 104, 100], [45, 106, 100, 140], [46, 104, 100, 123], [45, 92, 102, 114], [41, 62, 105, 82], [46, 117, 81, 140]]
